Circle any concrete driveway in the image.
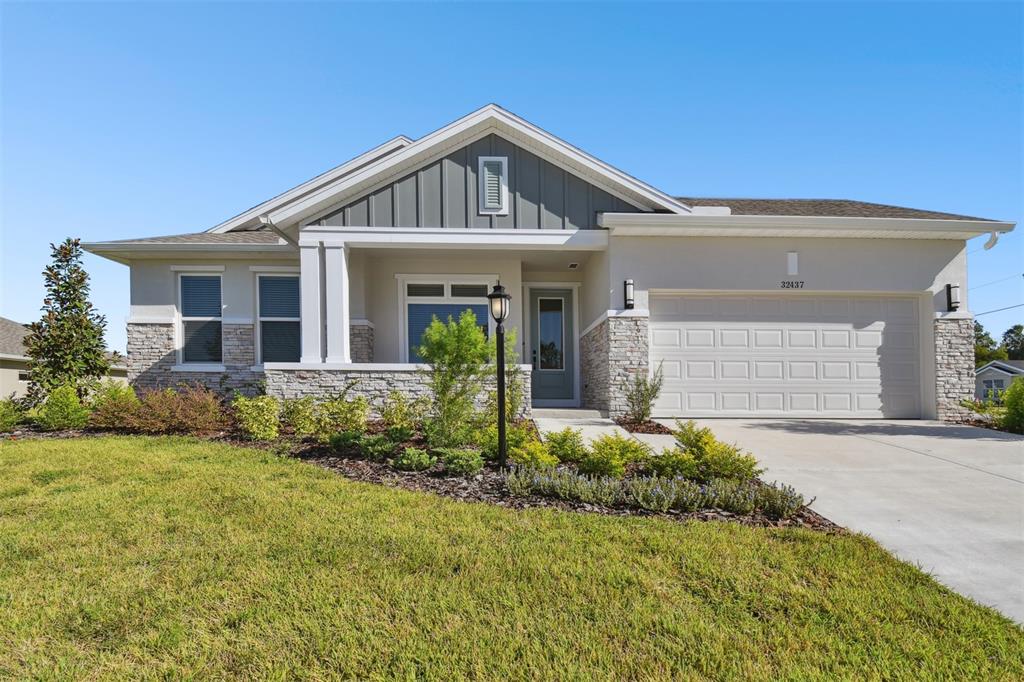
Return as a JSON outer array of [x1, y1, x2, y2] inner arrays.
[[656, 419, 1024, 622]]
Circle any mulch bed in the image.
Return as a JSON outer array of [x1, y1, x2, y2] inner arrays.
[[615, 419, 673, 435]]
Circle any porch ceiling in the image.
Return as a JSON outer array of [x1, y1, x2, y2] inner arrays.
[[354, 247, 595, 272]]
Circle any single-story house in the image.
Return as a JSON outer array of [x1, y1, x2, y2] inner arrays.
[[0, 317, 127, 398], [84, 105, 1016, 421], [975, 360, 1024, 400]]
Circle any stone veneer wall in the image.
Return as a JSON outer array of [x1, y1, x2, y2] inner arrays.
[[934, 317, 975, 422], [126, 322, 263, 396], [580, 314, 649, 418], [350, 324, 374, 363], [265, 366, 532, 419]]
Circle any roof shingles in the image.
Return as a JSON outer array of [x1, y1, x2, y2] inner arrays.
[[676, 198, 995, 222]]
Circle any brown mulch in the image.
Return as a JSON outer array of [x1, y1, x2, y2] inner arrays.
[[616, 419, 673, 435]]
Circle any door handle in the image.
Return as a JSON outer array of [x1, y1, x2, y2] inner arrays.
[[531, 349, 538, 369]]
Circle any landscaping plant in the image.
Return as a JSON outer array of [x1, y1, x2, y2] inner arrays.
[[476, 422, 532, 461], [233, 394, 281, 441], [282, 397, 318, 437], [438, 448, 484, 477], [0, 398, 25, 432], [384, 425, 415, 444], [88, 381, 140, 431], [378, 390, 425, 432], [642, 447, 696, 479], [623, 361, 664, 424], [1000, 377, 1024, 434], [672, 420, 762, 482], [128, 385, 227, 435], [328, 430, 363, 453], [314, 391, 369, 442], [33, 384, 90, 431], [510, 440, 558, 468], [24, 238, 113, 402], [392, 447, 436, 472], [360, 433, 396, 462], [543, 427, 588, 463], [578, 433, 650, 478]]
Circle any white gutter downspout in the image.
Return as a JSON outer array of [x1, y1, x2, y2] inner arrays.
[[983, 230, 1000, 250]]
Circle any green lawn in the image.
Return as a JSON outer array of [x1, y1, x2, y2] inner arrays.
[[1, 437, 1021, 680]]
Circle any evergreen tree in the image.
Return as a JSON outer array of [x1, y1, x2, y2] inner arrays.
[[25, 238, 111, 400], [1002, 324, 1024, 360], [974, 321, 1008, 367]]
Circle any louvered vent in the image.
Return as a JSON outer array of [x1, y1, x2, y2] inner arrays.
[[478, 156, 508, 214]]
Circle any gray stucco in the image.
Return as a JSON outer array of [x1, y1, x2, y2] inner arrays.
[[313, 134, 637, 230]]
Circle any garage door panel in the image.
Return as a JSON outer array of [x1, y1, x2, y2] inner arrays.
[[650, 294, 921, 418]]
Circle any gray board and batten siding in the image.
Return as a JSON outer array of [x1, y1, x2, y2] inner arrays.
[[311, 134, 640, 230]]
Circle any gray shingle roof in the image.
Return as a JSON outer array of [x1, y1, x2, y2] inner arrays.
[[101, 230, 284, 245], [0, 317, 29, 356], [677, 198, 996, 222]]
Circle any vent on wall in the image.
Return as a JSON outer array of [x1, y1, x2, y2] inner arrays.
[[478, 156, 508, 215]]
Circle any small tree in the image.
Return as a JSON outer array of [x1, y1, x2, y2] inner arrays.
[[25, 238, 110, 401], [624, 361, 665, 424]]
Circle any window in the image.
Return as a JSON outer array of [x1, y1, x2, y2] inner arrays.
[[258, 275, 300, 363], [180, 275, 222, 363], [478, 156, 508, 215], [402, 278, 491, 361], [537, 298, 565, 370], [18, 371, 29, 382]]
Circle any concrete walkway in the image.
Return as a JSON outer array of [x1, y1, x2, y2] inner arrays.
[[534, 411, 1024, 622]]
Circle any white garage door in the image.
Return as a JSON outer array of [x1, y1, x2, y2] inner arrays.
[[650, 294, 921, 418]]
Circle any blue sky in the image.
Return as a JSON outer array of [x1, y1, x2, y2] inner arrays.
[[2, 1, 1021, 353]]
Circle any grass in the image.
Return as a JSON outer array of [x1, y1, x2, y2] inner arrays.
[[1, 437, 1021, 680]]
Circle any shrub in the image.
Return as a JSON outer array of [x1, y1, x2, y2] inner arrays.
[[755, 482, 807, 520], [705, 479, 758, 515], [282, 397, 317, 438], [510, 440, 558, 468], [385, 425, 415, 444], [579, 433, 650, 478], [0, 398, 24, 432], [233, 394, 280, 441], [475, 422, 533, 461], [417, 310, 491, 449], [642, 447, 696, 479], [672, 420, 762, 482], [379, 391, 426, 432], [315, 393, 369, 442], [392, 447, 436, 472], [88, 381, 139, 431], [128, 385, 227, 435], [1001, 377, 1024, 434], [34, 384, 90, 431], [328, 430, 363, 453], [437, 448, 484, 477], [505, 466, 622, 506], [624, 361, 664, 424], [621, 476, 677, 512], [360, 433, 395, 462], [544, 427, 588, 463]]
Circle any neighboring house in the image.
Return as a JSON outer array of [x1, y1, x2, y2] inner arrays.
[[975, 360, 1024, 400], [0, 317, 127, 397], [83, 105, 1016, 421]]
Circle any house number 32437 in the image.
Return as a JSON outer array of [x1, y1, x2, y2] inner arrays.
[[780, 280, 804, 289]]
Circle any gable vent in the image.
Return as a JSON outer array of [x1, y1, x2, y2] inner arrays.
[[478, 156, 508, 215]]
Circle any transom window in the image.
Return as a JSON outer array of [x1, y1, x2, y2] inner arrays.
[[180, 275, 222, 364], [402, 278, 493, 361], [258, 275, 300, 363]]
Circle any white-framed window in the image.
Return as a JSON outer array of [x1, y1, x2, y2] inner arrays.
[[178, 274, 223, 364], [398, 276, 494, 362], [477, 156, 509, 215], [257, 275, 301, 363]]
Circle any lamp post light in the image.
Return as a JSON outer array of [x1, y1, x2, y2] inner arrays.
[[487, 282, 512, 468]]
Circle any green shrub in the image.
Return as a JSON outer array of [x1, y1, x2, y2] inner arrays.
[[755, 482, 807, 520], [34, 384, 90, 431], [579, 433, 650, 478], [328, 430, 363, 453], [544, 427, 588, 463], [392, 447, 436, 472], [385, 425, 415, 444], [475, 422, 533, 461], [505, 466, 622, 506], [438, 448, 484, 477], [360, 433, 395, 462], [623, 361, 664, 424], [379, 391, 425, 432], [510, 440, 558, 468], [128, 385, 227, 435], [672, 420, 762, 482], [233, 394, 280, 441], [88, 381, 139, 431], [705, 479, 758, 515], [1001, 377, 1024, 434], [0, 398, 24, 432], [642, 447, 696, 479], [315, 394, 369, 442], [282, 397, 317, 437]]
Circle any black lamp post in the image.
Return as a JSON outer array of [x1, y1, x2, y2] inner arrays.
[[487, 282, 512, 468]]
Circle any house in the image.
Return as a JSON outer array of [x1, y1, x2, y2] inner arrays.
[[83, 105, 1016, 421], [0, 317, 127, 398], [975, 360, 1024, 400]]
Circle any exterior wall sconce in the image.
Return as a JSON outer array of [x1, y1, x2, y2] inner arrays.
[[946, 283, 961, 312], [624, 279, 635, 310]]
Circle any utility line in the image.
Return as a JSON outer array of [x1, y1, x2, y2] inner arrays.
[[974, 303, 1024, 317], [969, 273, 1023, 290]]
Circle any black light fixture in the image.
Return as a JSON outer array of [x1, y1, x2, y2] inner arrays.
[[487, 282, 513, 468], [624, 279, 635, 310], [946, 283, 961, 312]]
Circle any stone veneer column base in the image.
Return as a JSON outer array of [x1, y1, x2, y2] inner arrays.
[[934, 317, 975, 422], [350, 323, 374, 363], [580, 313, 649, 418]]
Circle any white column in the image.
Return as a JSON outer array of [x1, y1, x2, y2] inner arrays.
[[324, 244, 351, 363], [299, 243, 323, 363]]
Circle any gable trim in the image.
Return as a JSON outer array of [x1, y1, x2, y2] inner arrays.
[[976, 361, 1024, 376]]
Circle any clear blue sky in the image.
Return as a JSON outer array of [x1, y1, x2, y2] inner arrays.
[[2, 1, 1021, 353]]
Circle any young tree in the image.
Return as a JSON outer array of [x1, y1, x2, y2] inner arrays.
[[1002, 324, 1024, 360], [25, 238, 111, 400], [975, 321, 1008, 367]]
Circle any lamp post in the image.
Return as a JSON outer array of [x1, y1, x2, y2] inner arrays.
[[487, 282, 512, 468]]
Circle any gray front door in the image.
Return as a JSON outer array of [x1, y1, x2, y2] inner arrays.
[[529, 288, 575, 402]]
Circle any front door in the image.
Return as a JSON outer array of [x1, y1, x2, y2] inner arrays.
[[529, 288, 575, 403]]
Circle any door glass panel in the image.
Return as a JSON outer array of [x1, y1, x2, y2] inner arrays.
[[538, 298, 564, 370]]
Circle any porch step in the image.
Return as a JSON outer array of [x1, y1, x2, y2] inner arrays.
[[532, 408, 607, 420]]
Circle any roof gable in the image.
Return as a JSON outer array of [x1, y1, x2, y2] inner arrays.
[[976, 360, 1024, 376]]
